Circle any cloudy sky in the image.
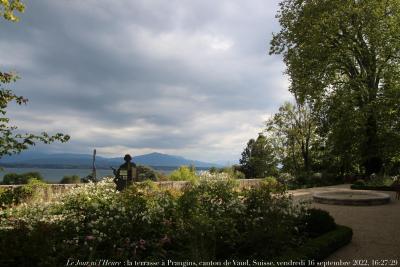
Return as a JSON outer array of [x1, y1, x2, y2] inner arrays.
[[0, 0, 291, 164]]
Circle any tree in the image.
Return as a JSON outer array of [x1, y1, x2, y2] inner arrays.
[[265, 101, 320, 176], [137, 165, 158, 181], [2, 171, 43, 184], [270, 0, 400, 175], [169, 166, 198, 182], [0, 1, 69, 159], [0, 0, 24, 21], [239, 134, 278, 178], [60, 175, 81, 184]]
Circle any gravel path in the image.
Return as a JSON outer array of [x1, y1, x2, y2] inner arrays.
[[289, 185, 400, 264]]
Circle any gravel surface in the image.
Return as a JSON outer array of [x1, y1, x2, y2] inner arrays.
[[289, 185, 400, 264]]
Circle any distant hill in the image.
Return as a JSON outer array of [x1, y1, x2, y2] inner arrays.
[[0, 151, 220, 169]]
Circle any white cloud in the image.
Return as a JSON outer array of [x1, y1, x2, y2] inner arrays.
[[1, 0, 291, 164]]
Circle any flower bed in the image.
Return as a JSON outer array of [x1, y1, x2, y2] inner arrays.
[[0, 178, 350, 266]]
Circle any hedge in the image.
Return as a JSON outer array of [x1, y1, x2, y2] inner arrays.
[[277, 225, 353, 265], [351, 185, 398, 191]]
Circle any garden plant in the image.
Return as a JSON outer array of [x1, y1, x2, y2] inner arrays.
[[0, 178, 348, 266]]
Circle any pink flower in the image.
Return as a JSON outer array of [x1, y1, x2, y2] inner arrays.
[[85, 235, 95, 241]]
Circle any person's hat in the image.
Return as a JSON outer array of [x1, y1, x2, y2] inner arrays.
[[124, 154, 132, 161]]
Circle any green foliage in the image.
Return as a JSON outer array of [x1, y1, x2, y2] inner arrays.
[[261, 176, 279, 189], [137, 165, 158, 181], [0, 178, 318, 265], [156, 172, 169, 181], [0, 178, 48, 208], [173, 180, 242, 260], [0, 187, 9, 208], [59, 175, 80, 184], [237, 182, 306, 259], [204, 166, 245, 180], [281, 225, 353, 262], [0, 8, 69, 161], [265, 101, 320, 176], [231, 169, 245, 180], [2, 171, 44, 184], [169, 166, 198, 182], [270, 0, 400, 175], [350, 176, 400, 191], [208, 166, 218, 174], [277, 172, 295, 185], [239, 134, 278, 178], [301, 208, 336, 238], [0, 72, 70, 158], [0, 0, 24, 21], [365, 175, 396, 187]]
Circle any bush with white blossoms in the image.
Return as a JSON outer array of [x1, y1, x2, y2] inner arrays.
[[197, 169, 245, 181], [0, 177, 328, 267]]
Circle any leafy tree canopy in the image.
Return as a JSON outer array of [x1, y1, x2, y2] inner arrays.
[[239, 134, 278, 178], [265, 101, 320, 175], [0, 0, 24, 21], [270, 0, 400, 175], [0, 74, 70, 158]]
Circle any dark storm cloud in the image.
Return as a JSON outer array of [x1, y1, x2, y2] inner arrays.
[[0, 0, 290, 162]]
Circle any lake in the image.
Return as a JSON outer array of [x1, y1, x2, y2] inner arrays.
[[0, 167, 175, 183]]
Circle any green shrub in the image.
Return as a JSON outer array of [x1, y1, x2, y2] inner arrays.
[[218, 166, 246, 179], [0, 178, 339, 265], [391, 177, 400, 187], [156, 172, 169, 181], [225, 166, 246, 179], [281, 225, 353, 262], [0, 187, 13, 209], [2, 172, 44, 185], [0, 179, 48, 208], [137, 165, 158, 181], [237, 182, 305, 259], [366, 175, 395, 187], [261, 176, 280, 191], [234, 170, 246, 179], [169, 166, 198, 182], [311, 172, 323, 182], [295, 172, 310, 186], [302, 208, 336, 237], [209, 167, 218, 174], [277, 172, 295, 185], [2, 173, 19, 184], [353, 179, 366, 186], [173, 180, 242, 260], [59, 175, 81, 184], [321, 172, 342, 186], [199, 167, 245, 180]]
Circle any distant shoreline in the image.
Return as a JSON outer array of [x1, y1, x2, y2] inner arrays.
[[0, 166, 211, 183], [0, 164, 211, 171]]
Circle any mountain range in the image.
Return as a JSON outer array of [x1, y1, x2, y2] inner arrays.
[[0, 151, 220, 169]]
